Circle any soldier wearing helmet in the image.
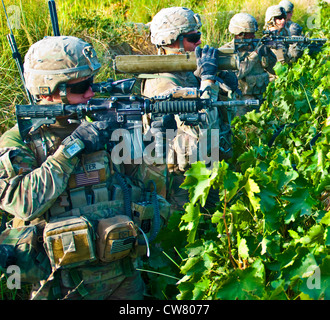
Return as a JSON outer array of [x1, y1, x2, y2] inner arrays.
[[0, 36, 155, 300], [279, 0, 303, 36], [264, 5, 289, 35], [264, 5, 304, 65], [221, 13, 277, 117], [141, 7, 236, 211]]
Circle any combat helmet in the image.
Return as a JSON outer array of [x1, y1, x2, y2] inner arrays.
[[24, 36, 101, 102], [279, 0, 294, 13], [149, 7, 202, 52], [228, 13, 258, 35], [265, 5, 287, 26]]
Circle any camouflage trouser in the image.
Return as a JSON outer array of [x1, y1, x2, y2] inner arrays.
[[31, 259, 145, 300]]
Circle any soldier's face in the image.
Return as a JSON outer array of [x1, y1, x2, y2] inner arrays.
[[42, 76, 95, 104], [243, 32, 255, 39], [182, 30, 202, 52], [65, 77, 95, 104], [274, 16, 286, 30]]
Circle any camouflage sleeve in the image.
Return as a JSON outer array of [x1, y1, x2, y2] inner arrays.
[[0, 129, 79, 221], [236, 51, 260, 80], [142, 73, 182, 98]]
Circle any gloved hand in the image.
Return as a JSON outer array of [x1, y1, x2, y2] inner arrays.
[[194, 45, 219, 81], [257, 44, 271, 59], [150, 114, 177, 134], [62, 121, 112, 154], [218, 70, 238, 92]]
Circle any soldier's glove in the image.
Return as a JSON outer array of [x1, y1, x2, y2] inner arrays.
[[150, 114, 177, 135], [194, 45, 219, 81], [218, 70, 239, 92], [62, 121, 112, 156], [257, 45, 271, 68], [257, 45, 271, 58]]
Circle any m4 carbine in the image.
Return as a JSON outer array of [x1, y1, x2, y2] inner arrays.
[[234, 31, 327, 51], [16, 95, 259, 141]]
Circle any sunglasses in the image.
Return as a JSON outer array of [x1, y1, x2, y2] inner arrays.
[[274, 14, 286, 20], [66, 77, 94, 94], [182, 32, 201, 43]]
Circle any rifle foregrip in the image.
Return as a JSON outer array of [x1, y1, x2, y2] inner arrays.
[[16, 104, 66, 118], [150, 100, 202, 114]]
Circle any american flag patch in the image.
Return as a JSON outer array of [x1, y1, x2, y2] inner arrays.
[[75, 170, 100, 187], [110, 237, 135, 254]]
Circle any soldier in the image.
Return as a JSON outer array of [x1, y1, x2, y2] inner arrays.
[[264, 5, 290, 36], [141, 7, 236, 210], [264, 5, 304, 64], [0, 36, 167, 299], [279, 0, 303, 36], [221, 13, 277, 117]]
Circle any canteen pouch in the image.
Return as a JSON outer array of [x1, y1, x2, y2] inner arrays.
[[0, 222, 51, 283], [43, 216, 96, 269], [96, 215, 137, 262]]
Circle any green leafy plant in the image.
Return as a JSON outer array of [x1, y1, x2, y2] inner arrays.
[[147, 0, 330, 301]]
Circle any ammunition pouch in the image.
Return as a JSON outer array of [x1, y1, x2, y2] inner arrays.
[[43, 216, 97, 270], [96, 215, 137, 263]]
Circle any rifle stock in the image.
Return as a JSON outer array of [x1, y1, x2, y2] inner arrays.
[[113, 48, 239, 74]]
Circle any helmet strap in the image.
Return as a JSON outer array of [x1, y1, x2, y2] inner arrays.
[[177, 35, 186, 53], [58, 83, 70, 104], [161, 35, 186, 55]]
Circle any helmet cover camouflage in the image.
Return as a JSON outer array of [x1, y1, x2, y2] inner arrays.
[[24, 36, 101, 96], [228, 13, 258, 34], [265, 5, 287, 24], [279, 0, 294, 13], [150, 7, 202, 46]]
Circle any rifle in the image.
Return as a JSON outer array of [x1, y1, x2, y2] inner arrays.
[[113, 48, 239, 74], [1, 0, 34, 104], [16, 94, 259, 141], [48, 0, 60, 36], [234, 31, 327, 52]]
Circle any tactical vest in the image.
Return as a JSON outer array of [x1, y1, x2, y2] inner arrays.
[[28, 127, 170, 270]]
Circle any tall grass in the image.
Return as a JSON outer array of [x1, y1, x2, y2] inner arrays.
[[0, 0, 317, 129]]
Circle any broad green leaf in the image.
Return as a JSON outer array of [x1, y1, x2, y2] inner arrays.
[[300, 256, 330, 300], [181, 162, 211, 206], [216, 259, 265, 300], [181, 202, 200, 243], [238, 234, 249, 260], [259, 184, 277, 213], [284, 188, 316, 223], [244, 177, 260, 212]]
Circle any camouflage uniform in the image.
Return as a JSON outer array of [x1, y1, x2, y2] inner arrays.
[[0, 36, 170, 300], [279, 0, 303, 36], [264, 5, 304, 66], [221, 13, 277, 117], [141, 7, 234, 210]]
